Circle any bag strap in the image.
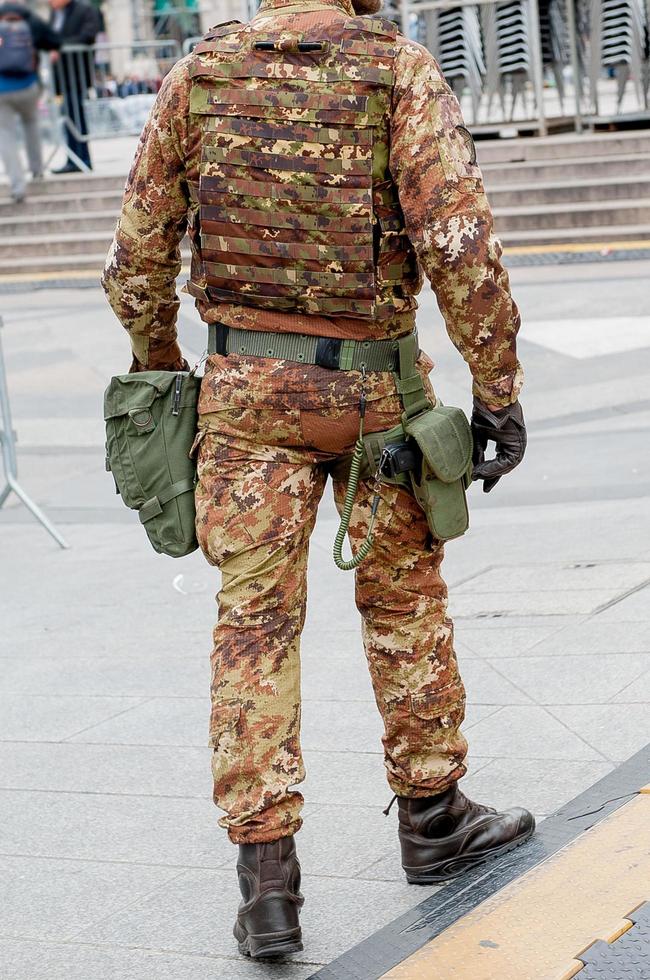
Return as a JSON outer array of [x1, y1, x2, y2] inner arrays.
[[393, 332, 430, 420], [139, 478, 195, 524]]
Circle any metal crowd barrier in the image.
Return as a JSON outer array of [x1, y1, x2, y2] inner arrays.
[[38, 5, 650, 165], [0, 317, 68, 550], [46, 39, 182, 171]]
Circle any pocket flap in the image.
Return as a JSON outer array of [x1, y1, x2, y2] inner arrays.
[[208, 701, 241, 747], [104, 373, 166, 420], [404, 405, 472, 484], [411, 687, 463, 719]]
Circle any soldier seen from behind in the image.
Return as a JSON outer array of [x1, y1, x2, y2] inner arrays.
[[103, 0, 532, 960]]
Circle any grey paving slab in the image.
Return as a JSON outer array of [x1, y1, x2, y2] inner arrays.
[[454, 625, 563, 658], [0, 790, 233, 868], [0, 939, 316, 980], [612, 666, 650, 701], [455, 562, 650, 594], [450, 589, 617, 619], [66, 696, 208, 746], [301, 637, 375, 702], [0, 656, 209, 698], [456, 658, 534, 705], [459, 758, 615, 816], [1, 266, 649, 974], [464, 705, 607, 761], [0, 695, 148, 741], [74, 866, 437, 965], [594, 586, 650, 622], [295, 803, 405, 879], [301, 751, 386, 808], [548, 703, 650, 762], [0, 743, 210, 799], [490, 653, 649, 704], [300, 700, 384, 754], [0, 855, 183, 942], [530, 618, 650, 655]]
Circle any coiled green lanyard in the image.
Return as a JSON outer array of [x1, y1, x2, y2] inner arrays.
[[333, 371, 384, 571]]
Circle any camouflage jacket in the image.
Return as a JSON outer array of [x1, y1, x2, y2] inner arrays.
[[102, 0, 523, 407]]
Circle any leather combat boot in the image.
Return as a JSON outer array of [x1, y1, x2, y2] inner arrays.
[[398, 784, 535, 884], [233, 837, 304, 959]]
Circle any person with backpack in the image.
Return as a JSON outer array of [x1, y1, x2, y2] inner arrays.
[[0, 2, 59, 203]]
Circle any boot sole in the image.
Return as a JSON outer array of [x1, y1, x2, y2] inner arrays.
[[404, 825, 535, 885], [235, 923, 303, 960]]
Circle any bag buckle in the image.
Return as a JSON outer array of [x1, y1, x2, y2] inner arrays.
[[315, 337, 342, 370]]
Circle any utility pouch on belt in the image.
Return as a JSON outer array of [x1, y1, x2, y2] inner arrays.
[[104, 371, 200, 558], [360, 406, 472, 542], [402, 406, 473, 541], [358, 332, 473, 543]]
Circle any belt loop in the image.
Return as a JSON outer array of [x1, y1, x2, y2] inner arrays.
[[208, 322, 229, 356]]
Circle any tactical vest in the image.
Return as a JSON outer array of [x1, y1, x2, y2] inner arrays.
[[187, 10, 421, 320]]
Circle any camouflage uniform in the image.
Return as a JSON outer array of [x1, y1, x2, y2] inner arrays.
[[103, 0, 522, 845]]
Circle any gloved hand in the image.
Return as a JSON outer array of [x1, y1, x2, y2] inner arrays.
[[471, 398, 527, 493]]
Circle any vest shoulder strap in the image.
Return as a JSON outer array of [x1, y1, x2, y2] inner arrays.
[[344, 16, 399, 39], [204, 20, 244, 39]]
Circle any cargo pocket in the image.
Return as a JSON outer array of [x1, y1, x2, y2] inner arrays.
[[411, 687, 465, 735], [208, 700, 241, 749]]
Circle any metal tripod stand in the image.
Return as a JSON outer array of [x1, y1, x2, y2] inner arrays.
[[0, 317, 69, 549]]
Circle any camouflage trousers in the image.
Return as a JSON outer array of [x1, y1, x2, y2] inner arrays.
[[194, 352, 468, 845]]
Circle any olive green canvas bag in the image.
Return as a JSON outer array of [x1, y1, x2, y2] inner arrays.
[[402, 405, 473, 541], [104, 371, 201, 557], [358, 405, 473, 542]]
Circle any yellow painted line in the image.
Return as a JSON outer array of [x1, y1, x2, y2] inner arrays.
[[504, 240, 650, 255], [381, 793, 650, 980], [558, 962, 585, 980], [640, 784, 650, 793], [603, 917, 635, 944], [0, 269, 102, 284], [0, 267, 192, 285]]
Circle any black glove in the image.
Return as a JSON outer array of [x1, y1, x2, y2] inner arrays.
[[471, 398, 527, 493]]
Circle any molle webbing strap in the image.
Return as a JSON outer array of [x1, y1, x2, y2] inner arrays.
[[191, 11, 418, 319], [207, 323, 402, 372], [395, 332, 430, 419], [139, 478, 195, 524]]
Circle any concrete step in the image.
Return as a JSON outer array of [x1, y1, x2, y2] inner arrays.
[[0, 210, 119, 237], [0, 248, 192, 276], [493, 199, 650, 232], [0, 230, 119, 260], [11, 173, 125, 196], [482, 152, 650, 185], [487, 175, 650, 208], [500, 223, 650, 246], [3, 179, 647, 236], [0, 190, 124, 219], [476, 130, 650, 164]]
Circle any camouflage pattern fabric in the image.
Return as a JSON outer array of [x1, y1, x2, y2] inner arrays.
[[102, 0, 523, 408], [187, 14, 420, 318], [195, 353, 467, 843], [101, 0, 525, 844]]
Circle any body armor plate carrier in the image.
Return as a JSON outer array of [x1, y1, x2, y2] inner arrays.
[[188, 13, 421, 319]]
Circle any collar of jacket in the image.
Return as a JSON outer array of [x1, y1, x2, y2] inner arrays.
[[257, 0, 356, 18]]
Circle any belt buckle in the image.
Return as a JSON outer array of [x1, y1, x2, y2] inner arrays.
[[315, 337, 342, 370]]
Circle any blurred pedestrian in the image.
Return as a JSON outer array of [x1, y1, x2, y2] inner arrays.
[[48, 0, 101, 173], [0, 2, 59, 202]]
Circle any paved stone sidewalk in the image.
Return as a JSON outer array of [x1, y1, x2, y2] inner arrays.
[[0, 260, 648, 978]]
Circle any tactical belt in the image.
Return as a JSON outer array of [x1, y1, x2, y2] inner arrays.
[[207, 322, 404, 373]]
